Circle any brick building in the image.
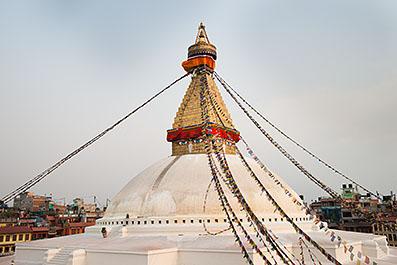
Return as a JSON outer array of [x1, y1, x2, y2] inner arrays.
[[0, 226, 32, 256], [373, 217, 397, 247]]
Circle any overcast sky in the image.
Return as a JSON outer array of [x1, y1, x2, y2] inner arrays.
[[0, 1, 396, 205]]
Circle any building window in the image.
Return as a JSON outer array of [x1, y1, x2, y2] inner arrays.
[[182, 220, 186, 224], [158, 220, 162, 224], [174, 220, 178, 224], [12, 234, 17, 241], [166, 220, 169, 224], [144, 221, 147, 225], [0, 235, 3, 242], [18, 234, 23, 241], [190, 220, 194, 224], [5, 235, 10, 242]]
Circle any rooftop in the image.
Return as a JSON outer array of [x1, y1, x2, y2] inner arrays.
[[0, 226, 32, 234]]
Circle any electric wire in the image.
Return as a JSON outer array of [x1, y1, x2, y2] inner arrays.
[[214, 71, 380, 200], [214, 72, 339, 198], [1, 72, 190, 204]]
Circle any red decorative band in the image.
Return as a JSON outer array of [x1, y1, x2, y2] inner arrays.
[[181, 55, 215, 72], [167, 123, 240, 143]]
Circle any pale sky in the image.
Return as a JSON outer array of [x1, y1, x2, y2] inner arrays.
[[0, 1, 396, 205]]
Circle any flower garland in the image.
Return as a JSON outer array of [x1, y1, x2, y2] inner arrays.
[[300, 237, 323, 265], [299, 237, 306, 265], [199, 72, 294, 264], [268, 229, 302, 265], [204, 72, 343, 265], [242, 137, 379, 265], [211, 71, 381, 265], [318, 226, 379, 265], [205, 75, 308, 214], [233, 143, 342, 264], [241, 137, 309, 212], [197, 70, 269, 265], [214, 72, 339, 199], [202, 178, 232, 236]]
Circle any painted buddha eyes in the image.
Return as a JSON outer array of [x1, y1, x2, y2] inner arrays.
[[178, 138, 204, 145], [193, 138, 203, 143], [178, 139, 233, 145]]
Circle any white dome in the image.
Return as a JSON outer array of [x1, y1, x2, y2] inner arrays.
[[105, 154, 307, 219]]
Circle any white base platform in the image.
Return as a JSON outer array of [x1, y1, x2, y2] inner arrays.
[[14, 225, 397, 265]]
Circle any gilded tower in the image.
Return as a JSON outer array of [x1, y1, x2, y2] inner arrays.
[[167, 23, 240, 156]]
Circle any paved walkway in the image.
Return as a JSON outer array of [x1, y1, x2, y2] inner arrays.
[[0, 255, 13, 265]]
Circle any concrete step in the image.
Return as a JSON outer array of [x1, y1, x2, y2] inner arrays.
[[44, 247, 75, 265]]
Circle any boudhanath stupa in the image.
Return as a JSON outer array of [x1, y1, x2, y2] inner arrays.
[[15, 24, 397, 265]]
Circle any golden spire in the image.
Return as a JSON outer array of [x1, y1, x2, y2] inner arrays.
[[167, 24, 240, 156], [195, 22, 211, 44]]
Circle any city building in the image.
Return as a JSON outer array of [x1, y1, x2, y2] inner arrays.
[[62, 222, 96, 236], [0, 218, 17, 228], [13, 192, 47, 212], [310, 185, 397, 238], [30, 227, 49, 241], [0, 195, 103, 257], [0, 226, 31, 256], [373, 217, 397, 247], [0, 215, 97, 257], [310, 197, 341, 229]]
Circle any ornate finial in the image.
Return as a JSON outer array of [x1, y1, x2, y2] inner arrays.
[[182, 23, 217, 72], [195, 22, 210, 44]]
